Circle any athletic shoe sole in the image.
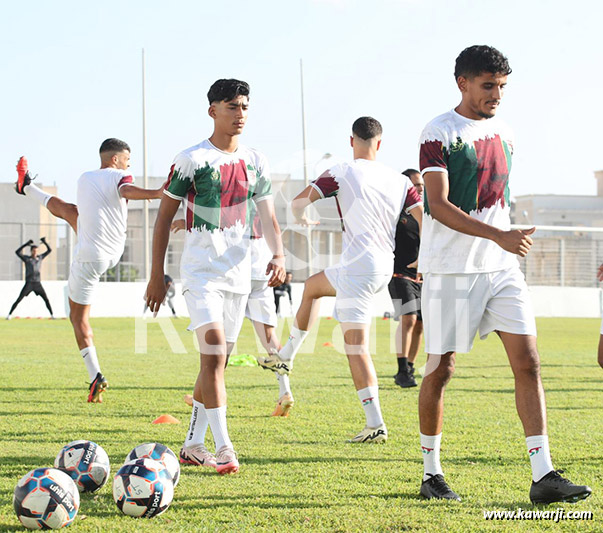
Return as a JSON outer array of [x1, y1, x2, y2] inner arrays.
[[216, 462, 239, 475], [87, 379, 107, 403]]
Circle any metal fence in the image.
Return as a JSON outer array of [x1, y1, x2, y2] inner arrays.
[[2, 221, 603, 287]]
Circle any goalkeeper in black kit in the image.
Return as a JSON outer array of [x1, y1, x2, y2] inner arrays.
[[7, 238, 54, 319]]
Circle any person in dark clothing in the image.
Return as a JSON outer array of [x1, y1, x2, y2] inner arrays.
[[7, 237, 54, 319], [388, 169, 424, 388], [273, 272, 293, 316]]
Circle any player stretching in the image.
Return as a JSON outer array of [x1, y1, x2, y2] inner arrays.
[[145, 79, 285, 475], [417, 45, 591, 503], [260, 117, 422, 443], [7, 238, 54, 319], [389, 169, 424, 388], [15, 140, 164, 402]]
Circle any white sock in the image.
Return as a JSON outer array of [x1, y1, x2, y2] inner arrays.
[[25, 183, 53, 207], [357, 386, 384, 428], [206, 406, 233, 451], [80, 346, 101, 381], [276, 373, 292, 397], [279, 326, 308, 361], [526, 435, 554, 482], [421, 433, 444, 481], [184, 400, 208, 446]]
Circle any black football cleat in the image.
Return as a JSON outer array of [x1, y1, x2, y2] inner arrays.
[[420, 474, 461, 501], [530, 470, 592, 504], [394, 370, 417, 388]]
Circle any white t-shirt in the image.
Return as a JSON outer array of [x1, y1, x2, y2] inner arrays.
[[418, 109, 518, 274], [311, 159, 422, 276], [74, 168, 134, 262], [164, 139, 272, 294]]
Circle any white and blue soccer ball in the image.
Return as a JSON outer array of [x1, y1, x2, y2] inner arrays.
[[113, 458, 174, 518], [13, 467, 80, 530], [124, 442, 180, 487], [54, 440, 110, 493]]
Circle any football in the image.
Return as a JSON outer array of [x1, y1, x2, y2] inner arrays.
[[54, 440, 110, 493], [113, 458, 174, 518], [13, 467, 80, 530], [124, 442, 180, 487]]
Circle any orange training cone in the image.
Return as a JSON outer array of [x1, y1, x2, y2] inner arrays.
[[323, 342, 334, 347], [152, 414, 180, 424]]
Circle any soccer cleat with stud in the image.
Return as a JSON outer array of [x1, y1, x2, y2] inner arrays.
[[420, 474, 461, 501], [256, 352, 291, 375], [215, 446, 239, 475], [87, 372, 108, 403], [394, 370, 417, 388], [15, 156, 33, 195], [529, 470, 592, 504], [179, 444, 217, 468], [347, 424, 388, 444], [271, 392, 294, 417]]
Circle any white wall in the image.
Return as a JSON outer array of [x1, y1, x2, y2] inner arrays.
[[1, 281, 601, 319]]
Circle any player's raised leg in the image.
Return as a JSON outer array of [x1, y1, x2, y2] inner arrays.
[[259, 271, 334, 375], [15, 156, 79, 232]]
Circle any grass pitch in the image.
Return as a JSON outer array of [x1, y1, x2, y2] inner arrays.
[[0, 317, 601, 532]]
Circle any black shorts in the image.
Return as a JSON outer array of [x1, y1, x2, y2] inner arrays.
[[21, 281, 47, 298], [388, 276, 422, 321]]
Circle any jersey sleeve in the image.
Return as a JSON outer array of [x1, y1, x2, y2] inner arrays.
[[419, 123, 448, 175], [252, 154, 272, 204], [164, 153, 194, 200], [117, 173, 135, 189], [311, 167, 340, 198], [404, 181, 423, 212]]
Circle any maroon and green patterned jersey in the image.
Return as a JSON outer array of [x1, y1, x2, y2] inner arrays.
[[418, 109, 518, 274], [164, 139, 272, 294]]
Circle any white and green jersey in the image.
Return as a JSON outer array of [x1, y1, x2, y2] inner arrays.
[[164, 139, 272, 294], [418, 110, 518, 274]]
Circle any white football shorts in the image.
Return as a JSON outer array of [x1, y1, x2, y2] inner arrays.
[[324, 265, 390, 324], [422, 266, 537, 354], [68, 258, 116, 305], [245, 279, 277, 327], [183, 285, 248, 343]]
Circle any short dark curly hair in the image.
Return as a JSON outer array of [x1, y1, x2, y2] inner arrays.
[[454, 45, 512, 80], [352, 116, 382, 140], [207, 79, 250, 104], [99, 138, 130, 154]]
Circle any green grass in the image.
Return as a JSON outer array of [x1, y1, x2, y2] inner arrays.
[[0, 317, 601, 532]]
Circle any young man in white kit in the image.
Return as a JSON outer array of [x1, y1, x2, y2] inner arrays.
[[15, 140, 164, 402], [259, 117, 422, 442], [145, 79, 285, 475], [417, 45, 591, 503]]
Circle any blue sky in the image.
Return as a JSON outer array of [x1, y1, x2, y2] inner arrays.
[[1, 0, 602, 202]]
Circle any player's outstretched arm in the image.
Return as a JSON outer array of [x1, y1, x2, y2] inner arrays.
[[146, 195, 181, 315], [424, 171, 535, 257], [40, 237, 51, 258], [291, 185, 321, 226], [256, 198, 286, 287], [119, 184, 165, 201], [15, 240, 32, 260]]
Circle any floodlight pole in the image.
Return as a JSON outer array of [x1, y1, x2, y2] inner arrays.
[[300, 59, 312, 277], [142, 48, 150, 281]]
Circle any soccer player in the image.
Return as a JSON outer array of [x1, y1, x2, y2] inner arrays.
[[145, 79, 285, 475], [259, 117, 422, 443], [274, 272, 293, 316], [417, 45, 591, 503], [15, 140, 164, 402], [7, 238, 54, 319], [389, 169, 424, 388]]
